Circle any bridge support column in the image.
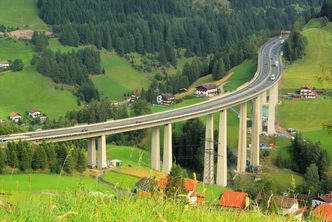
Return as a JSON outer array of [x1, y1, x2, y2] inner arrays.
[[162, 123, 172, 173], [216, 110, 227, 187], [88, 138, 96, 166], [268, 83, 278, 135], [251, 97, 261, 166], [97, 135, 107, 169], [151, 126, 160, 171], [261, 91, 267, 105], [204, 114, 214, 184], [237, 103, 247, 173]]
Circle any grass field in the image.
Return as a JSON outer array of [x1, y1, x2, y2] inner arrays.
[[91, 50, 152, 101], [1, 189, 296, 222], [280, 19, 332, 90], [0, 38, 79, 119], [277, 19, 332, 160], [107, 145, 150, 167], [0, 0, 49, 31], [0, 174, 112, 192], [224, 59, 257, 92], [264, 167, 304, 192]]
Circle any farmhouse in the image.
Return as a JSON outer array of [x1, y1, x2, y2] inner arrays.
[[130, 91, 141, 103], [312, 193, 332, 208], [218, 190, 249, 209], [156, 93, 175, 105], [9, 112, 21, 123], [298, 86, 317, 99], [195, 84, 218, 97], [0, 61, 10, 69], [27, 109, 41, 119]]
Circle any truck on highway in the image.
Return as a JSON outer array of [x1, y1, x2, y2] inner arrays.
[[274, 60, 279, 67]]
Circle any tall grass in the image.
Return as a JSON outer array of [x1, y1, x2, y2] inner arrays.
[[0, 186, 303, 222]]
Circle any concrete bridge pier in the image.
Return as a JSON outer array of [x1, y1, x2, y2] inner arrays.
[[97, 135, 107, 169], [251, 97, 262, 166], [203, 114, 214, 184], [162, 123, 173, 173], [261, 91, 267, 105], [216, 110, 227, 187], [268, 83, 278, 135], [87, 138, 96, 166], [151, 126, 161, 171], [237, 103, 247, 173]]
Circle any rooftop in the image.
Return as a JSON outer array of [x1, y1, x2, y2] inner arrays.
[[312, 204, 332, 221], [196, 84, 218, 90], [218, 191, 247, 208]]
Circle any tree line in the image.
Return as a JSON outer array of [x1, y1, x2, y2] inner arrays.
[[37, 0, 321, 57], [34, 48, 102, 102], [274, 133, 331, 196], [321, 0, 332, 20], [0, 141, 86, 174]]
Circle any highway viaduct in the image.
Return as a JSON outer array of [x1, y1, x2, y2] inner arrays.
[[0, 36, 286, 187]]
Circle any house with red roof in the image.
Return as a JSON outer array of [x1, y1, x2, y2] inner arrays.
[[9, 112, 21, 123], [311, 204, 332, 221], [218, 191, 249, 209]]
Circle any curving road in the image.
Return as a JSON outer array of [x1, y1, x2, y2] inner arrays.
[[0, 36, 287, 143]]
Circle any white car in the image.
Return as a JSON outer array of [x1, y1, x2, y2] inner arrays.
[[270, 75, 276, 80]]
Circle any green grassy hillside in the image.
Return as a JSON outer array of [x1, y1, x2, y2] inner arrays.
[[91, 51, 152, 101], [0, 39, 79, 119], [0, 0, 49, 31], [278, 18, 332, 160]]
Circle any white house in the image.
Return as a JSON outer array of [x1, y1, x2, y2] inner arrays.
[[27, 109, 41, 119], [195, 84, 218, 97], [9, 112, 21, 123], [156, 93, 175, 105], [0, 61, 10, 69], [299, 86, 317, 99], [108, 159, 123, 167], [312, 193, 332, 208]]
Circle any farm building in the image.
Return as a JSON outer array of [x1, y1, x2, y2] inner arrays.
[[0, 61, 10, 69], [9, 112, 21, 123], [157, 93, 175, 105], [195, 84, 218, 97], [27, 109, 41, 119]]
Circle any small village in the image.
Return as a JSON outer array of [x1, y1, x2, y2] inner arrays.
[[100, 161, 332, 222]]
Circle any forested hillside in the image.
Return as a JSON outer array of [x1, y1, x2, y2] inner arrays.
[[37, 0, 322, 57]]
